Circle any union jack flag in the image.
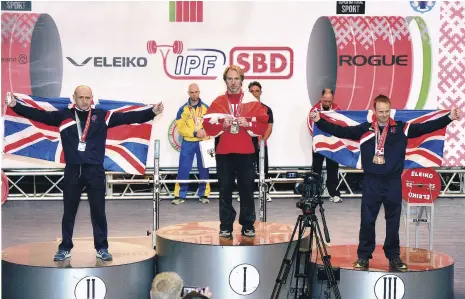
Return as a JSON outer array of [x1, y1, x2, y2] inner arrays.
[[312, 109, 450, 169], [3, 93, 153, 175]]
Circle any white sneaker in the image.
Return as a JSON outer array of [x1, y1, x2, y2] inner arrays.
[[236, 196, 240, 202], [332, 196, 342, 203]]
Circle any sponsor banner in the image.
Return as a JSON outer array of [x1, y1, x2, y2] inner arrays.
[[1, 1, 460, 170], [401, 168, 441, 203], [336, 1, 366, 15], [168, 120, 182, 152], [1, 1, 32, 12]]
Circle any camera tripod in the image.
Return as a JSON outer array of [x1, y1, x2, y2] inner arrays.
[[270, 202, 341, 299]]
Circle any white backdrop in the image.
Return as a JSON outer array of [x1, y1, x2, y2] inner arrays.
[[2, 1, 454, 170]]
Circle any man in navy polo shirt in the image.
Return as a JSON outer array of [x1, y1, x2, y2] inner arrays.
[[311, 94, 461, 272], [6, 85, 163, 261]]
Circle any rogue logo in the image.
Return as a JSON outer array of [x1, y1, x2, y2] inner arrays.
[[307, 16, 428, 111], [339, 55, 409, 66], [66, 57, 148, 67], [146, 40, 226, 80], [230, 47, 294, 79]]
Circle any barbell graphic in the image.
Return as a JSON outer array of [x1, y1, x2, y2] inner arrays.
[[147, 40, 184, 55]]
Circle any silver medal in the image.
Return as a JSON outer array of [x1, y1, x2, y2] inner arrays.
[[230, 121, 239, 134], [78, 142, 86, 152]]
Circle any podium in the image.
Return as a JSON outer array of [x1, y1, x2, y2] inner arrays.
[[401, 168, 441, 250]]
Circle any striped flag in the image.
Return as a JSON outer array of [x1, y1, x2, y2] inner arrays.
[[169, 1, 203, 23], [4, 93, 154, 175], [312, 109, 450, 169]]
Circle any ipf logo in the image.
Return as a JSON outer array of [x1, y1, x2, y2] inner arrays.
[[168, 120, 182, 152], [146, 40, 226, 79], [410, 1, 436, 13]]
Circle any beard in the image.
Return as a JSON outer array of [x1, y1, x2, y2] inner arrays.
[[228, 86, 240, 94]]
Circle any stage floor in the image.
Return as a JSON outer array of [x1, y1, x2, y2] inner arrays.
[[2, 197, 465, 297]]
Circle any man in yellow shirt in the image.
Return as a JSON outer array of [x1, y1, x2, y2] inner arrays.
[[173, 83, 211, 204]]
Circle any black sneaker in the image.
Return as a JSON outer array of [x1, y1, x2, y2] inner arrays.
[[219, 230, 232, 238], [241, 228, 256, 237], [389, 256, 408, 272], [353, 258, 369, 270]]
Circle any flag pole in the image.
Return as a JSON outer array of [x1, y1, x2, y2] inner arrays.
[[152, 139, 161, 249], [259, 138, 267, 222]]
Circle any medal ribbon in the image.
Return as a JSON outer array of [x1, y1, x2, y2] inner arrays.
[[225, 92, 244, 117], [75, 109, 92, 143], [188, 104, 202, 128], [373, 120, 389, 157]]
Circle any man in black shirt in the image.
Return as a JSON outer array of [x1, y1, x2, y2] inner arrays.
[[248, 81, 273, 202]]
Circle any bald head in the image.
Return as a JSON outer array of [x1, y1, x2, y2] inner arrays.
[[74, 85, 92, 95], [188, 83, 200, 104], [73, 85, 93, 111]]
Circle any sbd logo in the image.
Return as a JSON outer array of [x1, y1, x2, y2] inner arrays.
[[146, 40, 226, 80], [230, 47, 294, 79]]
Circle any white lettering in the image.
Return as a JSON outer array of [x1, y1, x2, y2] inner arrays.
[[342, 5, 360, 13], [410, 171, 433, 179], [408, 192, 431, 200], [7, 1, 25, 9]]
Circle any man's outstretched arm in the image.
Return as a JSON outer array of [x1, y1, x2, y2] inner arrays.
[[406, 108, 460, 138], [7, 95, 63, 127], [107, 102, 164, 128], [311, 110, 365, 141]]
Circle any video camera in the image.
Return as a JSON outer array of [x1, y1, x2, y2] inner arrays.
[[286, 171, 324, 213]]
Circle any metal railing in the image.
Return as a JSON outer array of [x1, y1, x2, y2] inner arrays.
[[4, 139, 465, 247]]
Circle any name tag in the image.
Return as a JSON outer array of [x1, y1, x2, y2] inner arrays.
[[78, 142, 86, 152]]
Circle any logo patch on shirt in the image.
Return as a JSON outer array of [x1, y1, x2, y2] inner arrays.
[[91, 115, 97, 122], [391, 127, 397, 134]]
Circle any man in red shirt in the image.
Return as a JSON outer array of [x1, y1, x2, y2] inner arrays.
[[307, 88, 342, 203], [203, 65, 269, 238]]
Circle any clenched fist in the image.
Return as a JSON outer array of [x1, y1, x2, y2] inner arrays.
[[309, 110, 320, 122], [153, 102, 164, 115], [449, 107, 462, 121], [5, 92, 16, 108]]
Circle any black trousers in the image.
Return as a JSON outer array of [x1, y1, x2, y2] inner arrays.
[[312, 152, 341, 197], [357, 175, 402, 260], [59, 164, 108, 251], [217, 154, 256, 231]]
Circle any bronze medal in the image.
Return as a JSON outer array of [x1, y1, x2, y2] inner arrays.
[[373, 154, 385, 164]]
